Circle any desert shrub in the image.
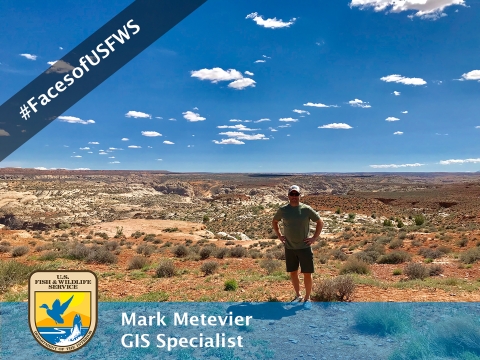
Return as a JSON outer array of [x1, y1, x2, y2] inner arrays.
[[393, 269, 402, 276], [459, 248, 480, 264], [457, 238, 469, 247], [335, 208, 341, 214], [200, 261, 219, 275], [67, 243, 91, 260], [389, 239, 403, 249], [155, 259, 175, 278], [331, 248, 348, 261], [35, 243, 53, 252], [0, 245, 11, 253], [437, 246, 452, 254], [414, 214, 425, 226], [265, 249, 285, 260], [137, 244, 155, 257], [248, 249, 263, 259], [85, 247, 117, 264], [58, 223, 71, 230], [260, 259, 283, 274], [213, 247, 228, 259], [354, 303, 410, 336], [429, 264, 444, 276], [127, 256, 149, 270], [0, 261, 45, 293], [432, 317, 480, 358], [311, 239, 328, 250], [339, 257, 370, 275], [131, 231, 144, 239], [224, 279, 238, 291], [39, 251, 59, 261], [348, 213, 356, 221], [404, 262, 429, 280], [418, 247, 443, 259], [383, 219, 393, 227], [411, 239, 423, 247], [199, 247, 212, 260], [11, 246, 29, 257], [163, 227, 179, 233], [224, 240, 235, 246], [375, 236, 393, 245], [143, 233, 156, 242], [398, 232, 407, 240], [172, 245, 188, 258], [377, 251, 411, 264], [397, 220, 404, 228], [230, 245, 247, 258], [312, 275, 355, 302], [95, 232, 109, 240], [105, 240, 119, 251], [0, 241, 11, 246]]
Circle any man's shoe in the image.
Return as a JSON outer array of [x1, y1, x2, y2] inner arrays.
[[303, 299, 312, 310], [290, 295, 303, 304]]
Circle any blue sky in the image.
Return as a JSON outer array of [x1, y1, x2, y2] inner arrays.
[[1, 0, 479, 172]]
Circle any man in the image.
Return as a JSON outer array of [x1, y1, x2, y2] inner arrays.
[[272, 185, 323, 309]]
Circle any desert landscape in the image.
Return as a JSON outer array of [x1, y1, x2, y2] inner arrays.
[[1, 168, 480, 303]]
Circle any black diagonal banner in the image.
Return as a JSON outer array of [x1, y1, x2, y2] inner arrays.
[[0, 0, 207, 162]]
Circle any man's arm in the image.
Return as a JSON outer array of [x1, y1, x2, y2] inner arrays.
[[272, 219, 286, 244], [304, 219, 324, 245]]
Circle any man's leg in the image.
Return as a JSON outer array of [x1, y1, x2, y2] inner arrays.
[[290, 270, 301, 297], [303, 273, 312, 301]]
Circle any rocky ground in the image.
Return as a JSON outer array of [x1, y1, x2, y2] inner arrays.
[[1, 169, 480, 303]]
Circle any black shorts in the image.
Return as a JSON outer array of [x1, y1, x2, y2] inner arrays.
[[285, 247, 314, 273]]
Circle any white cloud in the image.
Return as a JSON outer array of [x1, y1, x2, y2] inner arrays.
[[59, 47, 63, 50], [254, 118, 270, 123], [349, 0, 465, 20], [213, 139, 245, 145], [380, 74, 426, 86], [156, 159, 163, 161], [109, 161, 120, 164], [270, 128, 278, 132], [219, 131, 268, 140], [318, 123, 353, 129], [191, 67, 243, 83], [57, 116, 95, 125], [279, 118, 298, 122], [461, 70, 480, 81], [99, 152, 107, 155], [109, 156, 115, 159], [217, 124, 259, 131], [228, 78, 256, 90], [183, 111, 206, 122], [141, 131, 162, 137], [262, 55, 271, 58], [401, 111, 408, 114], [34, 167, 48, 170], [163, 141, 175, 145], [245, 12, 296, 28], [245, 71, 254, 76], [476, 126, 480, 129], [278, 124, 291, 128], [349, 99, 371, 108], [45, 60, 75, 74], [229, 119, 243, 122], [386, 117, 400, 122], [254, 60, 266, 63], [75, 168, 90, 170], [370, 163, 425, 168], [108, 147, 123, 150], [71, 155, 82, 158], [293, 109, 310, 115], [393, 91, 401, 96], [148, 146, 153, 148], [128, 145, 141, 149], [88, 141, 99, 144], [125, 110, 151, 119], [80, 147, 90, 150], [169, 118, 176, 121], [155, 116, 163, 119], [393, 131, 404, 135], [121, 138, 129, 141], [87, 152, 93, 154], [193, 107, 199, 110], [439, 158, 480, 165], [47, 61, 58, 66], [20, 53, 37, 60], [303, 102, 338, 108], [0, 129, 10, 136]]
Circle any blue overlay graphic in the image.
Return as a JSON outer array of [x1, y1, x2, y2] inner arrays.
[[2, 302, 480, 359]]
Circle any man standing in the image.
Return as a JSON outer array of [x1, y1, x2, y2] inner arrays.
[[272, 185, 323, 309]]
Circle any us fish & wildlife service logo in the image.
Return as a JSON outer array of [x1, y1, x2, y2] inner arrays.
[[28, 271, 98, 353]]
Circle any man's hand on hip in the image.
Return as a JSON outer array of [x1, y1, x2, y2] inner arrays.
[[278, 235, 286, 244], [304, 237, 318, 245]]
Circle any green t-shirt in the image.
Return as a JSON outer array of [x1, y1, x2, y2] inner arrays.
[[273, 203, 320, 249]]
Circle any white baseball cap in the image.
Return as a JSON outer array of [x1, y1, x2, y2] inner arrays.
[[288, 185, 300, 194]]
